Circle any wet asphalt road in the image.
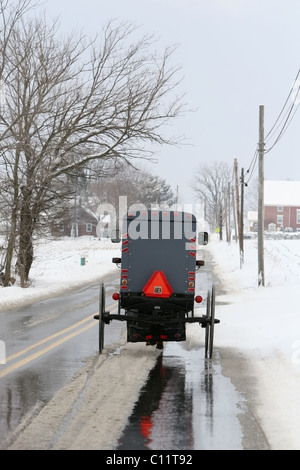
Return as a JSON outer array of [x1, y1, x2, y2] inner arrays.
[[0, 271, 123, 444]]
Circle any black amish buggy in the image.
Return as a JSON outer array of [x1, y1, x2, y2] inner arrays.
[[94, 209, 219, 358]]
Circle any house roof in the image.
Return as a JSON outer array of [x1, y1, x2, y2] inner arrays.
[[264, 180, 300, 206]]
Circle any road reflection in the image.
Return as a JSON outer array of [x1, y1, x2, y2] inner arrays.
[[118, 354, 175, 450], [0, 370, 46, 439], [117, 342, 244, 450]]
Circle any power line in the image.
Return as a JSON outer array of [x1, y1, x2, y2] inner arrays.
[[265, 95, 300, 153], [265, 102, 295, 145], [265, 67, 300, 152], [265, 67, 300, 142], [244, 67, 300, 183], [245, 148, 258, 185]]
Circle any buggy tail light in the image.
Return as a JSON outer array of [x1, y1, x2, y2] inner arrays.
[[145, 335, 153, 340], [112, 292, 120, 301], [195, 295, 203, 303], [121, 271, 128, 289], [196, 260, 205, 267]]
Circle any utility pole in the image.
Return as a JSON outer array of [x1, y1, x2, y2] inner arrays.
[[223, 186, 228, 242], [228, 182, 231, 243], [234, 158, 240, 237], [258, 105, 265, 286], [232, 186, 237, 243], [234, 158, 243, 266], [240, 167, 244, 267]]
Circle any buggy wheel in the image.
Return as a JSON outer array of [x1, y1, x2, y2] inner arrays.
[[98, 282, 105, 353], [204, 289, 211, 358], [209, 284, 216, 359]]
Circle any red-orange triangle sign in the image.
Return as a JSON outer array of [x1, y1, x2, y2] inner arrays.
[[143, 271, 173, 298]]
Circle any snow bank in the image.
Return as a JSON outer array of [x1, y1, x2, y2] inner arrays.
[[206, 236, 300, 449], [208, 237, 300, 357], [0, 237, 121, 312]]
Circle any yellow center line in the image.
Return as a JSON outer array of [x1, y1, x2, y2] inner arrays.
[[0, 303, 119, 379], [6, 314, 96, 363], [0, 321, 97, 379]]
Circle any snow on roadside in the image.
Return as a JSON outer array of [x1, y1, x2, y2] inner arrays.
[[207, 236, 300, 357], [206, 236, 300, 450], [0, 237, 121, 312]]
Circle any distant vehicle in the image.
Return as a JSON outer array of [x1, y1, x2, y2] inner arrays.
[[94, 209, 219, 358]]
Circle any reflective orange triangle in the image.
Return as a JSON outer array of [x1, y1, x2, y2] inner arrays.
[[143, 271, 173, 298]]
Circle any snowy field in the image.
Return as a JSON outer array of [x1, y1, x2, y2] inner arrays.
[[1, 234, 300, 449]]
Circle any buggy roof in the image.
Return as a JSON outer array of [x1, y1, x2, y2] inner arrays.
[[123, 209, 197, 241]]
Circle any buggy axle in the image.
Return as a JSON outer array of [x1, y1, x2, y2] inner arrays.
[[94, 312, 220, 327]]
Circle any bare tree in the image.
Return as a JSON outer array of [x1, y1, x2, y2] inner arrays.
[[192, 161, 232, 237], [244, 176, 258, 212], [88, 162, 176, 211], [0, 2, 186, 285]]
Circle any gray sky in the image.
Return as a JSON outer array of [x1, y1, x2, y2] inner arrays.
[[41, 0, 300, 204]]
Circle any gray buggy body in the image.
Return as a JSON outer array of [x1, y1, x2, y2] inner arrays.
[[120, 210, 197, 296], [119, 210, 198, 342], [95, 209, 219, 357]]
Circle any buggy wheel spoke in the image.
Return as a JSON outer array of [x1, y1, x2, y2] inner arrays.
[[205, 289, 211, 358], [98, 282, 105, 353], [209, 284, 216, 359]]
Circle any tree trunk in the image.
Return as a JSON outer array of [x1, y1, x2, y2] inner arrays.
[[17, 187, 34, 286], [4, 212, 17, 287], [18, 234, 33, 286], [3, 152, 20, 286]]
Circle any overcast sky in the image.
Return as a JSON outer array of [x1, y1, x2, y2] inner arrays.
[[41, 0, 300, 204]]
